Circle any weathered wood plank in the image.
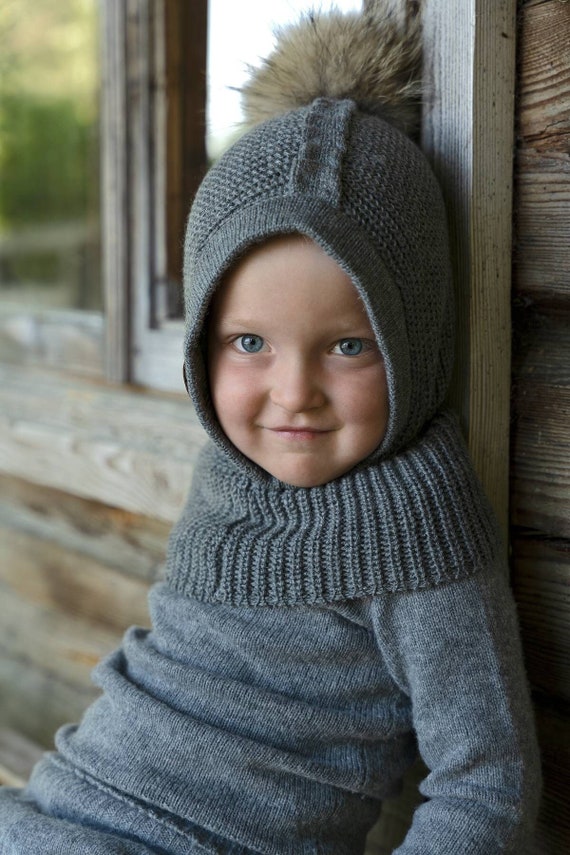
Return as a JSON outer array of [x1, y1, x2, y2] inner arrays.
[[533, 694, 570, 854], [0, 526, 152, 634], [0, 309, 104, 377], [512, 305, 570, 386], [512, 536, 570, 700], [514, 0, 570, 302], [0, 586, 125, 690], [511, 383, 570, 538], [0, 475, 170, 584], [514, 148, 570, 300], [0, 654, 97, 749], [511, 306, 570, 536], [422, 0, 517, 537], [0, 728, 44, 787], [517, 0, 570, 147], [0, 364, 206, 522]]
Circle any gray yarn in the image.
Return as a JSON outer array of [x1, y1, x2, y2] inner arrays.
[[183, 97, 454, 470], [166, 412, 499, 607]]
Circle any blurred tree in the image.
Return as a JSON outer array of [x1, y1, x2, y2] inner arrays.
[[0, 0, 101, 308]]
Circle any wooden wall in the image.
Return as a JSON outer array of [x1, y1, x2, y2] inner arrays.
[[0, 475, 168, 747], [0, 365, 202, 783], [0, 0, 568, 851], [511, 0, 570, 851]]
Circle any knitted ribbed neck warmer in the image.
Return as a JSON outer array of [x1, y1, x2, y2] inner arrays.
[[166, 411, 499, 607]]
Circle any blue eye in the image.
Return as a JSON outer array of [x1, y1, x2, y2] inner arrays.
[[335, 338, 364, 356], [236, 334, 264, 353]]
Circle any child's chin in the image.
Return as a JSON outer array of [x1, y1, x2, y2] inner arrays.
[[264, 461, 347, 489]]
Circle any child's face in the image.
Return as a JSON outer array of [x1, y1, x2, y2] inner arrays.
[[207, 235, 388, 487]]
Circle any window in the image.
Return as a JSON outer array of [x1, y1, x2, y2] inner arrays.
[[0, 0, 103, 374], [124, 0, 361, 393], [0, 0, 361, 391]]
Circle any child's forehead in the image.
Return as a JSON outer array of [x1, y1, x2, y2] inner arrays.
[[209, 233, 370, 323], [227, 233, 337, 276]]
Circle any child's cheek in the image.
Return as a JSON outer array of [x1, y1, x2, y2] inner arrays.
[[209, 354, 261, 430]]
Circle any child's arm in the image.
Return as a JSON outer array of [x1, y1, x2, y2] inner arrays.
[[371, 564, 542, 854]]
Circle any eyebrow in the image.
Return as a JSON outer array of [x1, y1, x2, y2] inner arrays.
[[213, 317, 263, 330]]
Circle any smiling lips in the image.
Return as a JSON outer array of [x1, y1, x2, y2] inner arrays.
[[267, 426, 333, 440]]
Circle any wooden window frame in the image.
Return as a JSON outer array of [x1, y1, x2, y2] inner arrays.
[[0, 4, 105, 379], [421, 0, 516, 535], [102, 0, 207, 392]]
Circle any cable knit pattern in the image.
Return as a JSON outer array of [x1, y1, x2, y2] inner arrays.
[[166, 412, 499, 607]]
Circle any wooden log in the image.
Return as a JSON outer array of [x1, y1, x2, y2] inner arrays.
[[511, 306, 570, 537], [0, 728, 44, 787], [0, 364, 205, 522], [0, 474, 171, 584], [517, 0, 570, 147], [0, 654, 97, 749], [511, 382, 570, 538], [514, 148, 570, 301], [0, 477, 157, 742], [0, 309, 104, 377], [0, 524, 152, 635], [512, 536, 570, 701], [533, 693, 570, 854], [514, 0, 570, 302], [0, 586, 125, 690], [512, 305, 570, 385]]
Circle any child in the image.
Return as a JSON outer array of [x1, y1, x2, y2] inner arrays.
[[0, 3, 541, 853]]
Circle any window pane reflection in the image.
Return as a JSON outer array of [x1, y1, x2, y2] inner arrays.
[[0, 0, 101, 319]]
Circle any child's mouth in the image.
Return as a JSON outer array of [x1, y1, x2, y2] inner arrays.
[[267, 427, 331, 440]]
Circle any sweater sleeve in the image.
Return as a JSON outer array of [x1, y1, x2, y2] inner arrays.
[[370, 564, 542, 854]]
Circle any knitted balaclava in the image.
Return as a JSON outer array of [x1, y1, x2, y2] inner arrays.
[[182, 3, 454, 478]]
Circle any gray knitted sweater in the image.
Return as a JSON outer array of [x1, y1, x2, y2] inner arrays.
[[0, 414, 541, 854]]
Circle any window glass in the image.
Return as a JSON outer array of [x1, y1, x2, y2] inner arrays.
[[0, 0, 101, 324]]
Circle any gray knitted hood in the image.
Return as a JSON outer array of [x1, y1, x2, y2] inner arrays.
[[171, 3, 500, 606], [182, 3, 454, 474]]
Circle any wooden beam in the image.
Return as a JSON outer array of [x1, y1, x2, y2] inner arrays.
[[421, 0, 517, 537], [0, 729, 44, 788], [0, 364, 205, 522], [101, 0, 130, 383], [512, 535, 570, 700], [511, 306, 570, 538]]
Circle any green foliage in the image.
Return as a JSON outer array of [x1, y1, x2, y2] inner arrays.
[[0, 93, 99, 227]]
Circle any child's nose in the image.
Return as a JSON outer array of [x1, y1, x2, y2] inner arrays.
[[269, 356, 326, 413]]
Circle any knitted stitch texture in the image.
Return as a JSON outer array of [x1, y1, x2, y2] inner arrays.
[[0, 575, 541, 854], [183, 97, 454, 470], [166, 412, 499, 607]]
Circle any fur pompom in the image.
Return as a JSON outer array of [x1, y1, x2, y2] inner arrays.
[[241, 1, 423, 135]]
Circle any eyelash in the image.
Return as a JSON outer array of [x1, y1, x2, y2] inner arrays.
[[332, 338, 367, 356], [232, 335, 376, 357], [233, 334, 265, 354]]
